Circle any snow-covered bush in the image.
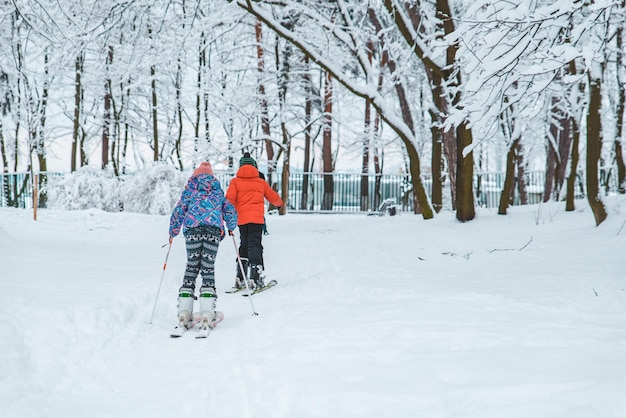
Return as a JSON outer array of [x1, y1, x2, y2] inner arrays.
[[46, 166, 122, 212], [120, 163, 187, 215]]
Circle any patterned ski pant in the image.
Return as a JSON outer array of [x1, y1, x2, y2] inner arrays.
[[182, 226, 221, 290]]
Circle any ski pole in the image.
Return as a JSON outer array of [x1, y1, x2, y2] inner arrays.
[[229, 230, 259, 316], [149, 238, 173, 324]]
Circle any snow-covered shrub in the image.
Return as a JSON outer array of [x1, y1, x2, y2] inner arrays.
[[121, 163, 187, 215], [46, 166, 122, 211]]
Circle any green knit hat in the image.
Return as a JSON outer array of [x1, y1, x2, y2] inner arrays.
[[239, 152, 257, 167]]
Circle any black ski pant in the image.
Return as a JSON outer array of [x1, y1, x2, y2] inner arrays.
[[237, 223, 264, 277]]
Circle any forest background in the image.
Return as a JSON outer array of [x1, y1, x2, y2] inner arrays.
[[0, 0, 625, 224]]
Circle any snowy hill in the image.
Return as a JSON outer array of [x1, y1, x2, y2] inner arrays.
[[1, 202, 625, 418]]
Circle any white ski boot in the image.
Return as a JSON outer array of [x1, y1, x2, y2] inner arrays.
[[176, 286, 195, 328], [199, 286, 217, 323], [197, 286, 217, 338]]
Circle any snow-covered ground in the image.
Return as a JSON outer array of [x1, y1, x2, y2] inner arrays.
[[1, 200, 625, 418]]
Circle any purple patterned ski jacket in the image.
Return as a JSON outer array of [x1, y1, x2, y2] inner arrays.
[[169, 174, 237, 238]]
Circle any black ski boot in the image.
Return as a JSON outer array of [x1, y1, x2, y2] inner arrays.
[[249, 264, 265, 289], [235, 257, 249, 289]]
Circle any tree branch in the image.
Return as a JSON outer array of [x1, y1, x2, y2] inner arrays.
[[489, 236, 533, 253]]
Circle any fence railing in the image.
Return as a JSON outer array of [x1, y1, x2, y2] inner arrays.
[[1, 172, 65, 209], [0, 168, 621, 213], [2, 172, 37, 209], [278, 172, 420, 213]]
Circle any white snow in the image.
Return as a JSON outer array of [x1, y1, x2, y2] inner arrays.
[[1, 201, 625, 417]]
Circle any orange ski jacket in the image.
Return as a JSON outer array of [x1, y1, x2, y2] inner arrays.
[[226, 165, 283, 225]]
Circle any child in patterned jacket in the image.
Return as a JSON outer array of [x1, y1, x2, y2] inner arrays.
[[169, 162, 237, 332]]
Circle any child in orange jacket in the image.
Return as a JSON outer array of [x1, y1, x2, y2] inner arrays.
[[225, 153, 283, 289]]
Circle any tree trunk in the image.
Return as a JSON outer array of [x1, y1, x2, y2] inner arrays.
[[36, 51, 50, 207], [438, 0, 475, 221], [71, 54, 83, 172], [275, 35, 291, 215], [111, 84, 120, 177], [0, 70, 7, 179], [1, 127, 8, 205], [322, 71, 334, 211], [80, 117, 87, 167], [515, 140, 528, 205], [117, 77, 130, 175], [361, 95, 371, 212], [0, 127, 7, 174], [256, 19, 275, 181], [368, 8, 422, 213], [543, 97, 559, 202], [565, 119, 581, 212], [616, 19, 626, 193], [370, 28, 386, 210], [455, 122, 475, 221], [544, 97, 574, 202], [195, 33, 205, 154], [300, 57, 312, 211], [556, 118, 573, 198], [430, 109, 443, 212], [102, 45, 113, 169], [388, 0, 465, 216], [280, 124, 290, 215], [150, 63, 159, 162], [148, 25, 159, 163], [13, 13, 22, 175], [174, 59, 184, 170], [373, 113, 383, 210], [359, 41, 374, 211], [586, 75, 608, 225], [498, 137, 521, 214]]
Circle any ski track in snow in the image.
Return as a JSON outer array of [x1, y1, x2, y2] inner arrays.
[[1, 202, 626, 418]]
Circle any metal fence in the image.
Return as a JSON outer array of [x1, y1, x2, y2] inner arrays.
[[1, 172, 35, 208], [0, 168, 621, 213], [276, 170, 595, 212], [0, 172, 63, 209], [280, 172, 421, 213]]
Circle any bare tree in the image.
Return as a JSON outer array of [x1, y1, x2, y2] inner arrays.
[[385, 0, 475, 220], [321, 70, 334, 211], [255, 19, 276, 182], [71, 53, 83, 172], [101, 45, 113, 169], [498, 100, 522, 215], [0, 68, 12, 207], [586, 72, 608, 225], [543, 95, 574, 203], [275, 32, 293, 215], [360, 41, 373, 212], [233, 0, 435, 219], [614, 0, 626, 193], [300, 56, 314, 211]]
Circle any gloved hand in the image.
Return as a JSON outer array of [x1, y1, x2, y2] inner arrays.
[[228, 230, 235, 236]]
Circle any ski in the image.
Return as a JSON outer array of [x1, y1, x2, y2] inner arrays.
[[242, 280, 277, 297], [170, 314, 201, 338], [195, 311, 224, 339], [225, 286, 247, 294], [170, 311, 223, 338]]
